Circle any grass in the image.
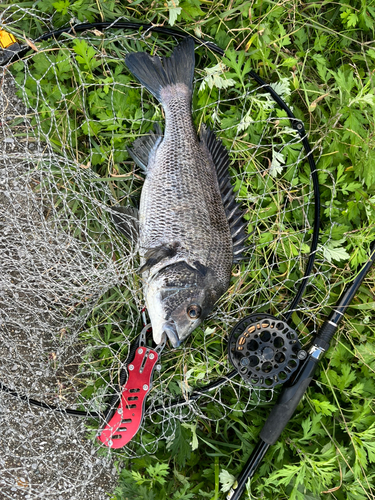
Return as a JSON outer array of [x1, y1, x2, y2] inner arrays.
[[2, 0, 375, 498]]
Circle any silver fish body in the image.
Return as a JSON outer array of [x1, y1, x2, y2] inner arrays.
[[113, 38, 247, 347]]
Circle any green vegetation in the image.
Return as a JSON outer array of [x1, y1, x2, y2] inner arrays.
[[2, 0, 375, 498]]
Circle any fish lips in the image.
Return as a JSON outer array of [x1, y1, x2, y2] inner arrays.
[[162, 317, 201, 348], [162, 321, 181, 348]]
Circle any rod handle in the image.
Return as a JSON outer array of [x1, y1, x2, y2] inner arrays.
[[259, 356, 319, 445]]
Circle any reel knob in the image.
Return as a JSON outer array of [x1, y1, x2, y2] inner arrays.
[[228, 313, 304, 388]]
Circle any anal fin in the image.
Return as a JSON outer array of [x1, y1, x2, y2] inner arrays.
[[111, 206, 139, 243], [127, 124, 163, 172]]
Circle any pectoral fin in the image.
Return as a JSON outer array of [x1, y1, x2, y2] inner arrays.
[[139, 244, 179, 273]]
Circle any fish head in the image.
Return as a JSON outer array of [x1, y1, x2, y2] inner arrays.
[[145, 261, 222, 348]]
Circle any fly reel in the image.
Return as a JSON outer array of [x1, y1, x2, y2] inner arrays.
[[228, 314, 306, 388]]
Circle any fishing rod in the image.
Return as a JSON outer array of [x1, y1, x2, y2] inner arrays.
[[227, 243, 375, 500]]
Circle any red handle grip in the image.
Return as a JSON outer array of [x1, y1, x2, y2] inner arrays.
[[98, 346, 159, 448]]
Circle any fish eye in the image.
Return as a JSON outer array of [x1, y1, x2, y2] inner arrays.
[[187, 304, 201, 319]]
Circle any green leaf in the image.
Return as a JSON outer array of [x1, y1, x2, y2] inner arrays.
[[327, 363, 357, 391], [269, 78, 291, 100], [314, 34, 328, 52], [180, 0, 204, 19], [132, 470, 147, 485], [341, 9, 359, 28], [270, 148, 285, 177], [199, 63, 236, 92], [355, 147, 375, 189], [311, 399, 337, 416], [115, 469, 156, 499], [301, 414, 324, 441], [73, 39, 101, 71], [32, 52, 53, 76], [55, 51, 72, 81], [301, 416, 313, 438], [265, 463, 304, 489], [343, 112, 366, 147], [166, 421, 192, 466], [321, 239, 350, 263], [312, 54, 328, 82], [81, 120, 102, 136], [341, 364, 357, 388], [219, 469, 236, 493], [222, 49, 251, 87], [281, 57, 298, 68], [329, 66, 356, 101], [182, 422, 199, 451], [167, 0, 182, 26], [53, 0, 70, 14], [146, 462, 170, 485]]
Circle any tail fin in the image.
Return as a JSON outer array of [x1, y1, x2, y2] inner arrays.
[[125, 37, 195, 102]]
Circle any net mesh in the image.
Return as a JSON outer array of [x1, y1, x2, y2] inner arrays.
[[0, 6, 335, 499]]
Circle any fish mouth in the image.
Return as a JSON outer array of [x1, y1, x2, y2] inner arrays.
[[162, 321, 181, 348]]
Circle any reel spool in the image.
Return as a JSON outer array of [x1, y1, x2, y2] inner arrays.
[[228, 314, 306, 388]]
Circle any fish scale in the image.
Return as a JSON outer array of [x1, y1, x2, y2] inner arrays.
[[139, 90, 232, 282]]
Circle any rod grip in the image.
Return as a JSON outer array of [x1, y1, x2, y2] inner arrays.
[[259, 357, 319, 445], [316, 320, 337, 345]]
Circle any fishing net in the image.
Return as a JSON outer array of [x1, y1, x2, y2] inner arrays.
[[0, 6, 335, 499]]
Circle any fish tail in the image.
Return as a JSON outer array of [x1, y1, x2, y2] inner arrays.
[[125, 37, 195, 103]]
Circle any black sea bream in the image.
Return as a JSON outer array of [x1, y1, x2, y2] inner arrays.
[[112, 38, 247, 347]]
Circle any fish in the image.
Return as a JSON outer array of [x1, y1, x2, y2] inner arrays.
[[112, 38, 247, 348]]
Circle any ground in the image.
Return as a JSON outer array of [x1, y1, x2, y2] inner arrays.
[[0, 68, 117, 500]]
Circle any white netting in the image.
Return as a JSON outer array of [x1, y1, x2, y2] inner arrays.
[[0, 6, 334, 499]]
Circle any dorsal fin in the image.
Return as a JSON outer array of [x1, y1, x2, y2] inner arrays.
[[200, 125, 248, 262]]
